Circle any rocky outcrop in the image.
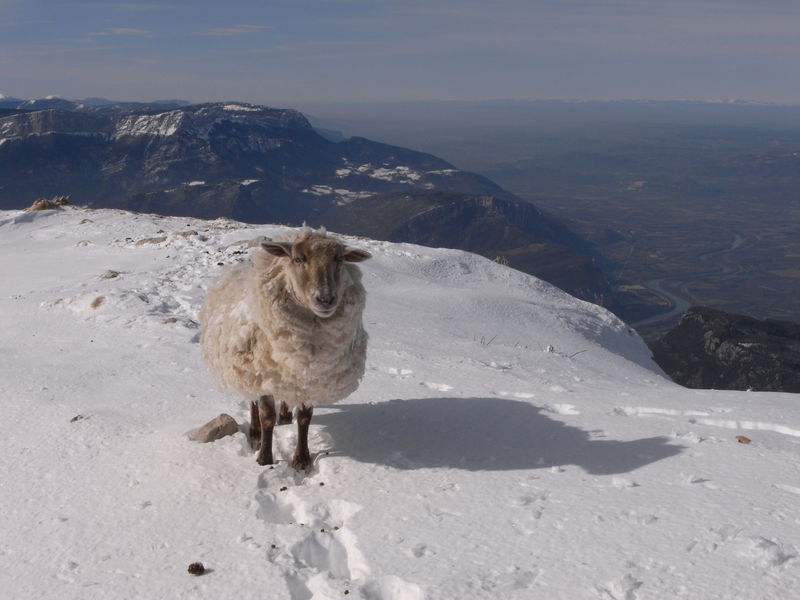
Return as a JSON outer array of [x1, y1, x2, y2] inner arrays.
[[650, 307, 800, 393]]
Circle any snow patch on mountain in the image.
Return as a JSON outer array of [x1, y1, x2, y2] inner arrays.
[[302, 185, 375, 204]]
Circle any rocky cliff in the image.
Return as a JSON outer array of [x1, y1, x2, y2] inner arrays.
[[650, 306, 800, 393]]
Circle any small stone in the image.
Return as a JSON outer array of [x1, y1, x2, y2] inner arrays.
[[187, 562, 205, 575], [319, 482, 325, 486], [191, 414, 239, 443], [736, 435, 752, 444], [99, 270, 120, 280], [70, 414, 88, 423], [280, 486, 288, 492]]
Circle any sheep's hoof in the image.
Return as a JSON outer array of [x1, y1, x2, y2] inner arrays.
[[250, 437, 261, 452], [278, 414, 293, 426], [291, 452, 313, 472], [256, 451, 274, 466]]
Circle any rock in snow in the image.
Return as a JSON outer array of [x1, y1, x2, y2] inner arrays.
[[191, 413, 239, 443]]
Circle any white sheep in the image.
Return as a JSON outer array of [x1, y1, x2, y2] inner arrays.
[[199, 226, 371, 471]]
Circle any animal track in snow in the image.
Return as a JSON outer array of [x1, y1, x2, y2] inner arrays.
[[593, 572, 643, 600], [467, 565, 540, 595], [735, 536, 797, 571], [412, 543, 435, 558], [253, 469, 424, 599]]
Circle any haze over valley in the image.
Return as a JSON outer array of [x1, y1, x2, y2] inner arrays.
[[304, 100, 800, 335]]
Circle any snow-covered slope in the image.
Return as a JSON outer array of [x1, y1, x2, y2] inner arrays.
[[1, 207, 798, 599]]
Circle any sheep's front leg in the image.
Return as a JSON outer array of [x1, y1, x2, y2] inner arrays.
[[291, 405, 314, 471], [256, 395, 277, 466], [249, 400, 261, 451], [278, 402, 293, 425]]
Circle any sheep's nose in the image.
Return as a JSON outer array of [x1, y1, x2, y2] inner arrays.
[[315, 293, 336, 307]]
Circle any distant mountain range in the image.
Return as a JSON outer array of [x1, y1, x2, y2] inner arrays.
[[0, 96, 616, 307]]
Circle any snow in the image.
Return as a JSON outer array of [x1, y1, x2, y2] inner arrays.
[[1, 206, 799, 599], [341, 164, 424, 185], [114, 111, 184, 137], [222, 104, 261, 112], [302, 186, 374, 204]]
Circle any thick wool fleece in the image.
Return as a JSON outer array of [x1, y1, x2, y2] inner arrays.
[[199, 249, 368, 407]]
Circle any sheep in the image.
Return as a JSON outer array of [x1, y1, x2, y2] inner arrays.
[[199, 226, 371, 471]]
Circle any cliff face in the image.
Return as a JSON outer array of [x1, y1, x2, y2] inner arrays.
[[650, 306, 800, 393]]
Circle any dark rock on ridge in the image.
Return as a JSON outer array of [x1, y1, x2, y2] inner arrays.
[[650, 306, 800, 393]]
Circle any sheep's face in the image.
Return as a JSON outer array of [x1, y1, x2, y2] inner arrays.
[[262, 235, 371, 318]]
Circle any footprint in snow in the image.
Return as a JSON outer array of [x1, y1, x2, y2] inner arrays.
[[252, 464, 425, 599], [594, 573, 643, 600]]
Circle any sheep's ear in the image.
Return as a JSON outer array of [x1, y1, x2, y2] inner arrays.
[[262, 241, 293, 257], [343, 246, 372, 262]]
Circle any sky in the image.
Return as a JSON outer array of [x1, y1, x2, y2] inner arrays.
[[1, 0, 799, 106]]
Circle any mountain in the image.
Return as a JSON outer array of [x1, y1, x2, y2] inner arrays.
[[650, 306, 800, 393], [0, 99, 613, 305], [1, 205, 799, 599]]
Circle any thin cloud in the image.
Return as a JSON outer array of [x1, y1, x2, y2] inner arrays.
[[196, 24, 267, 36], [88, 27, 153, 37]]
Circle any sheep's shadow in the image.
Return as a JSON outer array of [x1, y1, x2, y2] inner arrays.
[[315, 397, 683, 475]]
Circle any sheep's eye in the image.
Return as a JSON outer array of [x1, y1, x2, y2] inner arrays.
[[293, 256, 305, 263]]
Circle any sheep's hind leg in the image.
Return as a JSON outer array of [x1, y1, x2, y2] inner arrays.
[[249, 400, 261, 451], [291, 405, 314, 472], [278, 402, 293, 425], [256, 395, 277, 466]]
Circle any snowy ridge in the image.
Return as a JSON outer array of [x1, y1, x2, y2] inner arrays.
[[1, 207, 799, 599], [0, 103, 310, 147], [111, 104, 306, 142]]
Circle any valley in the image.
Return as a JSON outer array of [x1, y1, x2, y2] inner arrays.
[[304, 100, 800, 334]]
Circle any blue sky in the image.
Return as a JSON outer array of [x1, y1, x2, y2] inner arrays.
[[1, 0, 799, 105]]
